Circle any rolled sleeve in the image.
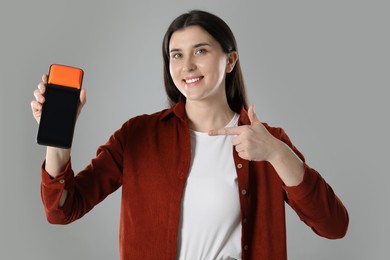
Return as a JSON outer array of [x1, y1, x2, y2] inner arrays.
[[283, 163, 318, 200], [40, 160, 74, 224]]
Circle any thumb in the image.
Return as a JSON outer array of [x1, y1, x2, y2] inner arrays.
[[248, 104, 261, 125], [80, 88, 87, 106], [76, 88, 87, 118]]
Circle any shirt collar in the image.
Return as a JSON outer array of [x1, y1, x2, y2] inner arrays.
[[160, 101, 186, 121], [238, 106, 251, 126], [160, 101, 251, 126]]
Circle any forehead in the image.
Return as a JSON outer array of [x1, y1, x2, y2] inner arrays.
[[169, 25, 218, 49]]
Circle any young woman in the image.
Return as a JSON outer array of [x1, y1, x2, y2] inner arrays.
[[31, 10, 349, 260]]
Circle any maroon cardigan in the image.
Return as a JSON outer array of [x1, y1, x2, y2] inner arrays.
[[41, 102, 349, 259]]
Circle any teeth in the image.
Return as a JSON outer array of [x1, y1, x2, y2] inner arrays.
[[185, 77, 201, 84]]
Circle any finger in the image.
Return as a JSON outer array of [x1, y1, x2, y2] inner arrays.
[[235, 143, 245, 153], [79, 88, 87, 106], [76, 88, 87, 118], [30, 100, 42, 114], [231, 136, 241, 146], [248, 104, 261, 125], [208, 126, 244, 136], [42, 74, 48, 84], [33, 89, 45, 103], [31, 100, 42, 123], [238, 151, 250, 161], [30, 100, 37, 110], [38, 82, 46, 94]]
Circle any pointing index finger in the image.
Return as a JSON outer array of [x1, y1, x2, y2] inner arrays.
[[208, 126, 243, 136]]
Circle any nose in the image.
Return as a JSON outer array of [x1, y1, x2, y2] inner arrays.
[[182, 56, 196, 72]]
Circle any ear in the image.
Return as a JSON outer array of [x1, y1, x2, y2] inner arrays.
[[225, 51, 238, 73]]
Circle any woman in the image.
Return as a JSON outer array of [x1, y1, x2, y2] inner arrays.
[[31, 10, 348, 260]]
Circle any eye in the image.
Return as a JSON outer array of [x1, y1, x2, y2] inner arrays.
[[195, 48, 207, 55], [170, 52, 182, 60]]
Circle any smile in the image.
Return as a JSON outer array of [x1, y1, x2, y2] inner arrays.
[[183, 76, 204, 84]]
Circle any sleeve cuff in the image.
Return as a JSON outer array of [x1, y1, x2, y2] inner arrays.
[[41, 160, 73, 190]]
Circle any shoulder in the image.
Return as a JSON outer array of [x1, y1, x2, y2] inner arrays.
[[238, 106, 287, 140], [262, 122, 296, 149], [120, 108, 171, 129], [262, 121, 305, 160], [106, 108, 171, 145], [120, 102, 186, 130], [262, 122, 287, 140], [117, 105, 186, 136]]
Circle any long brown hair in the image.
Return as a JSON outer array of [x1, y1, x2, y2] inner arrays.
[[162, 10, 248, 113]]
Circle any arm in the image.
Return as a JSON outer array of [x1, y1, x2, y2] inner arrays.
[[209, 104, 305, 186], [33, 74, 123, 224], [265, 136, 305, 187], [40, 130, 125, 224], [31, 74, 86, 207], [266, 125, 349, 238], [209, 104, 349, 238], [45, 147, 71, 207], [277, 127, 349, 239]]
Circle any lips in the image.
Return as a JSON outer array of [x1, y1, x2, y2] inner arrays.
[[183, 76, 204, 85]]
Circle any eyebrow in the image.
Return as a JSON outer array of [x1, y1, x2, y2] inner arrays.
[[169, 42, 211, 53]]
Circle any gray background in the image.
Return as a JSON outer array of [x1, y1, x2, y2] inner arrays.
[[1, 0, 389, 259]]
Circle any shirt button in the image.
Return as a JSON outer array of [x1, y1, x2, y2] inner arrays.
[[237, 163, 242, 169], [59, 179, 65, 184], [241, 189, 247, 195], [243, 218, 247, 224], [244, 245, 249, 251]]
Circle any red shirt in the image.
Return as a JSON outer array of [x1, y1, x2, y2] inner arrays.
[[41, 102, 349, 259]]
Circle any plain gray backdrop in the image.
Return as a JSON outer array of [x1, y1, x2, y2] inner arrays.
[[1, 0, 389, 259]]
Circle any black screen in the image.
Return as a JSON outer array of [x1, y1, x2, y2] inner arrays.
[[37, 84, 80, 148]]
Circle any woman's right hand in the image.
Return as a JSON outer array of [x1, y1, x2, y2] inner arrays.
[[31, 74, 87, 184], [30, 74, 87, 124]]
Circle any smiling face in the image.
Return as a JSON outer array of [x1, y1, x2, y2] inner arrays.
[[168, 25, 236, 106]]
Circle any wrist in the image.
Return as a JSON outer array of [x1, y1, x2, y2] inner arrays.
[[267, 139, 287, 164], [45, 147, 71, 177], [267, 141, 305, 186]]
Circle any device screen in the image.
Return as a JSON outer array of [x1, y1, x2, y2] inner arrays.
[[37, 84, 80, 148]]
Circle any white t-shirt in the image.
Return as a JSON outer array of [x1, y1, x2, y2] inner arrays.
[[177, 113, 241, 260]]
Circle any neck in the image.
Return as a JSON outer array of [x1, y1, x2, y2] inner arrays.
[[185, 101, 235, 132]]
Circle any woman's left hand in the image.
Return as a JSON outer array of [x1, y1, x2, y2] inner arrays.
[[208, 104, 280, 162]]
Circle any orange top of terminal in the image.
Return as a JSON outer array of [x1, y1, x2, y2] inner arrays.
[[48, 64, 83, 89]]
